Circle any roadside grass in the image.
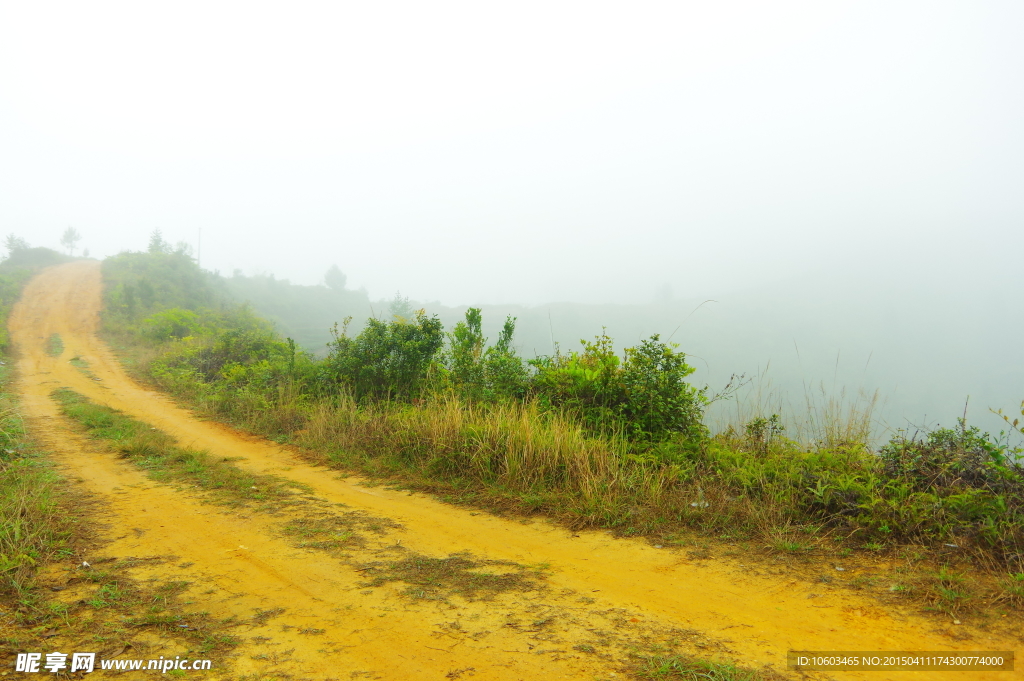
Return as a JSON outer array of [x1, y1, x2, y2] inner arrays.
[[50, 388, 304, 508], [998, 572, 1024, 608], [0, 364, 78, 597], [917, 566, 973, 618], [0, 428, 75, 596]]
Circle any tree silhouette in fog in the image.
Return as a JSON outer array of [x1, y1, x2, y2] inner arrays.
[[60, 227, 82, 256], [324, 265, 347, 291]]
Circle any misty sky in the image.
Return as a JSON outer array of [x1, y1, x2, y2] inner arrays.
[[2, 1, 1022, 306]]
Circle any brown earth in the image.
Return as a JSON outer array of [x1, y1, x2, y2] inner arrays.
[[8, 260, 1022, 679]]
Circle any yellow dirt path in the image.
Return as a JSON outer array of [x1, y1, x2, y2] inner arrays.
[[11, 261, 1021, 679]]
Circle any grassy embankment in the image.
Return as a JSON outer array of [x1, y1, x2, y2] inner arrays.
[[100, 243, 1024, 621]]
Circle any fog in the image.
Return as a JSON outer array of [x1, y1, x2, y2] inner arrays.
[[2, 1, 1022, 433]]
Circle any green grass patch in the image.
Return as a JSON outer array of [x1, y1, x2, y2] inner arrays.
[[45, 333, 63, 357], [0, 365, 77, 595], [998, 572, 1024, 607], [67, 355, 101, 381], [50, 388, 303, 507], [630, 655, 782, 680], [0, 424, 75, 594]]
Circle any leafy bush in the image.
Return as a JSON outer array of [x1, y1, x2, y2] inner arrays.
[[530, 333, 705, 442], [880, 420, 1022, 493], [322, 312, 445, 402], [142, 308, 217, 342]]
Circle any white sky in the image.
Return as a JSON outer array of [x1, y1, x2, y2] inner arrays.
[[2, 0, 1022, 305]]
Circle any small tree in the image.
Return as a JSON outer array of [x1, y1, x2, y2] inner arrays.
[[60, 227, 82, 256], [148, 229, 169, 254], [388, 292, 414, 321]]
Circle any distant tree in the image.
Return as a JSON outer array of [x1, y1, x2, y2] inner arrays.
[[324, 265, 347, 291], [60, 226, 82, 256], [4, 234, 29, 256], [388, 292, 414, 321], [148, 229, 169, 254]]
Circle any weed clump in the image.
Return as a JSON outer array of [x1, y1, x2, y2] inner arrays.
[[359, 553, 544, 601]]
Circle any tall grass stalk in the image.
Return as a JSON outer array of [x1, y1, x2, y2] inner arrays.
[[707, 368, 883, 451], [801, 384, 881, 451]]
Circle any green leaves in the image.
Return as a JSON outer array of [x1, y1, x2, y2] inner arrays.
[[439, 308, 530, 403], [325, 310, 445, 402], [531, 332, 705, 443]]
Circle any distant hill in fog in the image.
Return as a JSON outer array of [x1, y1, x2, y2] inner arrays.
[[221, 265, 1023, 442]]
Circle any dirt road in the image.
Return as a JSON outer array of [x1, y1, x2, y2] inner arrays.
[[11, 261, 1020, 679]]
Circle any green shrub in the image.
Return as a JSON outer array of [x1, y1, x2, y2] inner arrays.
[[441, 308, 530, 402], [530, 332, 705, 442], [322, 312, 445, 402], [880, 420, 1022, 493]]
